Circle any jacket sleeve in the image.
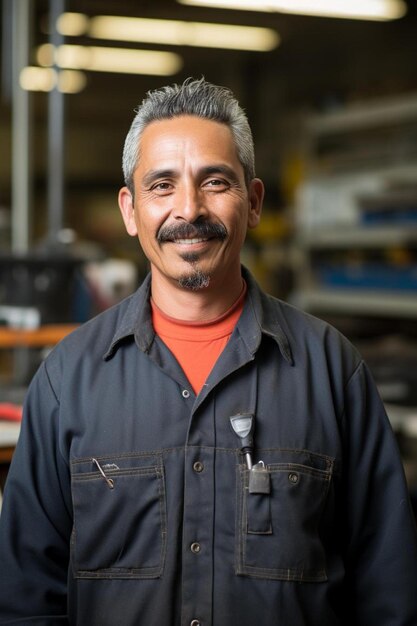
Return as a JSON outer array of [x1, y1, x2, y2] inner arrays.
[[0, 361, 71, 624], [341, 360, 417, 625]]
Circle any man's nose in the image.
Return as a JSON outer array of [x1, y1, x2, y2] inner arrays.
[[173, 183, 206, 222]]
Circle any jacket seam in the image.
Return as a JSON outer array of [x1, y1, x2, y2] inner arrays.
[[338, 358, 364, 427], [43, 360, 60, 406]]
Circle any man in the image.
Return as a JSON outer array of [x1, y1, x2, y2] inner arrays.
[[0, 77, 416, 625]]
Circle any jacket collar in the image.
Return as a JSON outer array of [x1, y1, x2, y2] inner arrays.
[[239, 267, 293, 365], [103, 273, 153, 360], [104, 267, 293, 365]]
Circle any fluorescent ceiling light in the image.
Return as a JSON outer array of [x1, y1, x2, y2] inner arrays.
[[19, 66, 87, 93], [56, 12, 89, 36], [37, 44, 183, 76], [58, 70, 88, 93], [20, 66, 56, 92], [177, 0, 407, 21], [57, 13, 279, 52]]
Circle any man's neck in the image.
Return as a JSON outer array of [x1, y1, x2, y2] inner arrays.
[[150, 271, 244, 322]]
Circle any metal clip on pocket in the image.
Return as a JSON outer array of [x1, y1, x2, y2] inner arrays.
[[92, 458, 115, 489]]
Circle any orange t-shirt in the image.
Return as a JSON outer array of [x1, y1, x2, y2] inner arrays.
[[151, 282, 246, 395]]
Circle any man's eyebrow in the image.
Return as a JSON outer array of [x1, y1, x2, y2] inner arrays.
[[200, 165, 241, 183], [141, 169, 177, 188]]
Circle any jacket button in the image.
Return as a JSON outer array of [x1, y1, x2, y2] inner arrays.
[[182, 389, 190, 398], [190, 621, 201, 626], [193, 461, 204, 473], [190, 542, 201, 554]]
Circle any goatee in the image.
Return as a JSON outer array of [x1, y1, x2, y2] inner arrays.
[[178, 269, 210, 291]]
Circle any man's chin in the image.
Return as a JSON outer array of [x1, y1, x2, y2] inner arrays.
[[178, 269, 210, 291]]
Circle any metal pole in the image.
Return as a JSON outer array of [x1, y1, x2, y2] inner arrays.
[[2, 0, 13, 101], [47, 0, 66, 245], [11, 0, 31, 252]]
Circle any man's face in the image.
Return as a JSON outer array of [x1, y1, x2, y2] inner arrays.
[[119, 115, 263, 292]]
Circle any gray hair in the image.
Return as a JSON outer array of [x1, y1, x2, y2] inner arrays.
[[122, 77, 256, 194]]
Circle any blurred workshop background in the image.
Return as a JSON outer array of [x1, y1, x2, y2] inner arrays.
[[1, 0, 417, 508]]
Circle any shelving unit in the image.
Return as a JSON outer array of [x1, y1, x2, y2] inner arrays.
[[295, 223, 417, 318], [293, 91, 417, 322], [292, 94, 417, 487], [296, 288, 417, 319]]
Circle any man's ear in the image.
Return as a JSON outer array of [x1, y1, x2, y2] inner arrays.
[[118, 186, 138, 236], [247, 178, 264, 229]]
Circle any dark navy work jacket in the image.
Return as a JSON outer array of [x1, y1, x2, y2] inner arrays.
[[1, 268, 417, 625]]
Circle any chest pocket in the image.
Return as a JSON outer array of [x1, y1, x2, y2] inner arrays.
[[70, 453, 166, 579], [235, 449, 334, 582]]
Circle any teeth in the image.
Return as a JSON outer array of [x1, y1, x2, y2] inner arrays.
[[175, 238, 207, 244]]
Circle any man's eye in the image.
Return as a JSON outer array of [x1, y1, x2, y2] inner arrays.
[[205, 179, 228, 188], [152, 182, 172, 192]]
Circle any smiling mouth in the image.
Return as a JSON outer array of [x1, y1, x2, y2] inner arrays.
[[174, 237, 210, 245]]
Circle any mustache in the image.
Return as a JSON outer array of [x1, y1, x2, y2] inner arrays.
[[157, 221, 227, 243]]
